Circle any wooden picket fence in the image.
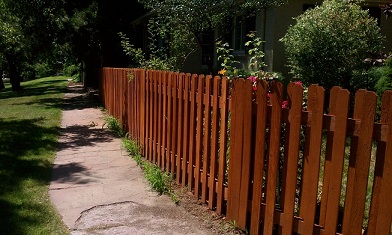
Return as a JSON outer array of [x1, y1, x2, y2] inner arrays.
[[99, 67, 392, 235]]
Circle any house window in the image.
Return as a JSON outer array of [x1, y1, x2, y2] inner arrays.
[[234, 15, 256, 51]]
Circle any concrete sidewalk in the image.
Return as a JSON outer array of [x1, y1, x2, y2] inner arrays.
[[49, 84, 212, 235]]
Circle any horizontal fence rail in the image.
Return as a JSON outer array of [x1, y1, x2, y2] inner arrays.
[[100, 67, 392, 235]]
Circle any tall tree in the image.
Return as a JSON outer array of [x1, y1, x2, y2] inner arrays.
[[1, 0, 147, 89], [0, 0, 27, 90]]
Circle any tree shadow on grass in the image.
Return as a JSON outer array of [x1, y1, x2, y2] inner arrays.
[[0, 79, 69, 100], [0, 118, 61, 234]]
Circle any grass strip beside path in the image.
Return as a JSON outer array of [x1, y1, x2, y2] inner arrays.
[[0, 77, 69, 234]]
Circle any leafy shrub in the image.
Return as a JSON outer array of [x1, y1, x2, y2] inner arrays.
[[20, 63, 36, 80], [64, 64, 81, 82], [217, 32, 283, 81], [373, 58, 392, 96], [280, 0, 384, 92], [103, 115, 125, 137], [34, 62, 54, 78]]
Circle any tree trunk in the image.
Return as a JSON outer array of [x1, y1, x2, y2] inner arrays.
[[82, 55, 101, 89], [0, 77, 4, 90], [5, 53, 22, 91]]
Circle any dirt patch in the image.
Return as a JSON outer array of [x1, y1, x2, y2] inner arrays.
[[172, 185, 246, 235]]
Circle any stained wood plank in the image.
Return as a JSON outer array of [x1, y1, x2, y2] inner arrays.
[[182, 74, 191, 186], [250, 80, 269, 235], [321, 87, 350, 234], [299, 85, 325, 234], [195, 75, 205, 198], [148, 70, 154, 161], [153, 71, 159, 164], [280, 82, 303, 235], [263, 81, 284, 234], [166, 73, 173, 172], [170, 73, 179, 174], [343, 90, 377, 234], [208, 76, 221, 209], [188, 74, 198, 188], [236, 79, 253, 229], [227, 79, 246, 222], [176, 73, 185, 183], [202, 75, 213, 203], [216, 77, 228, 215], [157, 72, 164, 167], [367, 91, 392, 235], [161, 72, 168, 169]]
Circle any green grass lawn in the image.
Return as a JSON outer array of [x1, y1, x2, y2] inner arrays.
[[0, 77, 69, 234]]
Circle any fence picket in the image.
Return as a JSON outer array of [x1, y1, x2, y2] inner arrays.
[[367, 91, 392, 235], [148, 70, 154, 161], [250, 80, 268, 235], [299, 85, 325, 234], [227, 79, 247, 223], [182, 74, 191, 186], [321, 87, 350, 234], [170, 73, 179, 174], [342, 90, 377, 234], [202, 75, 213, 203], [195, 75, 205, 198], [216, 77, 228, 215], [209, 76, 221, 209], [280, 82, 304, 235], [176, 73, 185, 183], [188, 74, 198, 188], [263, 81, 284, 234]]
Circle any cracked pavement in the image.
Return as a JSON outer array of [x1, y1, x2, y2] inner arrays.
[[49, 84, 212, 234]]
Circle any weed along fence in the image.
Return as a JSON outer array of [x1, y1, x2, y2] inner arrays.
[[99, 67, 392, 235]]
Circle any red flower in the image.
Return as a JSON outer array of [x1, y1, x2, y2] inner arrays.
[[282, 100, 289, 108]]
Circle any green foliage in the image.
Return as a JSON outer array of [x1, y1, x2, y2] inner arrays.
[[216, 41, 239, 76], [122, 136, 178, 203], [122, 136, 142, 157], [217, 32, 282, 81], [64, 64, 81, 82], [119, 31, 176, 71], [119, 14, 198, 71], [143, 162, 170, 194], [139, 0, 285, 34], [33, 62, 55, 78], [103, 115, 125, 137], [280, 0, 384, 92], [245, 32, 266, 73], [373, 58, 392, 96]]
